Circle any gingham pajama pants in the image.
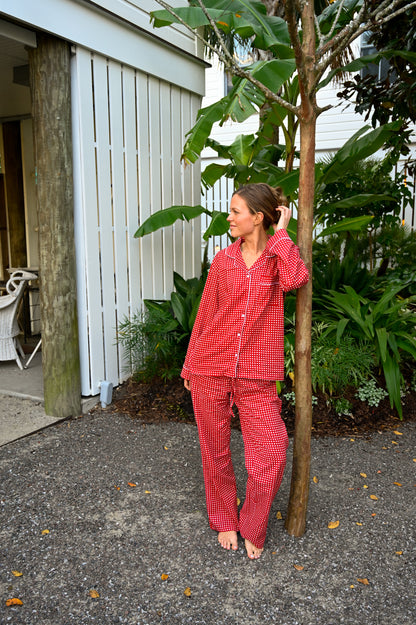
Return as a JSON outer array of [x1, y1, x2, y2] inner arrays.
[[190, 375, 289, 549]]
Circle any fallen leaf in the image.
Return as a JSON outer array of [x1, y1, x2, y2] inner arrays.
[[370, 495, 378, 501], [184, 587, 192, 597], [393, 482, 402, 487], [350, 438, 355, 442], [395, 551, 403, 555], [356, 522, 363, 526], [145, 490, 151, 494], [237, 498, 241, 506], [276, 511, 282, 520], [392, 441, 398, 445], [89, 589, 100, 598], [114, 485, 120, 490], [293, 564, 304, 571], [6, 598, 23, 606], [161, 574, 169, 581], [328, 520, 340, 529], [41, 529, 50, 535], [313, 476, 319, 483], [360, 473, 367, 478], [350, 585, 355, 589], [393, 431, 403, 436], [371, 513, 376, 517], [11, 571, 23, 577], [164, 446, 169, 450], [363, 485, 368, 489], [357, 578, 369, 585], [413, 459, 416, 462], [128, 482, 137, 487]]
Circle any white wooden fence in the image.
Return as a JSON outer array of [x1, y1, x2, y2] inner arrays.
[[72, 47, 201, 396]]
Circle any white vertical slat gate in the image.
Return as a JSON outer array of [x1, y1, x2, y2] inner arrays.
[[72, 47, 201, 396]]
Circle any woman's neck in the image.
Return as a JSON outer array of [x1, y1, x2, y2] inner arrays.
[[241, 229, 268, 255]]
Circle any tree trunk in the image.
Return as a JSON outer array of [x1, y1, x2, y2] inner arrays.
[[285, 0, 316, 537], [285, 112, 314, 536], [29, 33, 81, 417]]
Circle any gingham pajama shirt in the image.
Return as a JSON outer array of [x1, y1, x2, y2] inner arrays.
[[182, 229, 309, 549]]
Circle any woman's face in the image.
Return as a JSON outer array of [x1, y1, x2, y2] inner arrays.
[[227, 194, 261, 238]]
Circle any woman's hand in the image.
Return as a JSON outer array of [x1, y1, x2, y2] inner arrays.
[[273, 206, 292, 232], [184, 379, 191, 391]]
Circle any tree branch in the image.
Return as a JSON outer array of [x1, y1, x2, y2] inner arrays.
[[154, 0, 299, 115], [285, 0, 308, 97], [194, 0, 235, 66], [313, 0, 416, 91]]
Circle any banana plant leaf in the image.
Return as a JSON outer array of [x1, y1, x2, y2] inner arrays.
[[315, 216, 374, 239], [135, 205, 208, 238]]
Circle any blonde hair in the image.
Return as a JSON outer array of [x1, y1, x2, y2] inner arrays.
[[232, 183, 287, 230]]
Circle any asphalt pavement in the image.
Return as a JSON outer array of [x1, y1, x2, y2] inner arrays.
[[0, 400, 415, 625]]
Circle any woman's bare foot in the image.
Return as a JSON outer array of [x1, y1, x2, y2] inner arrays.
[[245, 538, 263, 560], [218, 531, 238, 551]]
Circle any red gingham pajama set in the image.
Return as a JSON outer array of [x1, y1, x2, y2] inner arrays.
[[181, 229, 309, 549]]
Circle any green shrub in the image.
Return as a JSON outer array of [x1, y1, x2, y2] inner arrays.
[[333, 398, 353, 416], [117, 270, 207, 382], [356, 379, 388, 407], [320, 284, 416, 417], [311, 334, 375, 396]]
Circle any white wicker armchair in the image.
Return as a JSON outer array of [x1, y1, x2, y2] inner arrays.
[[0, 270, 38, 370]]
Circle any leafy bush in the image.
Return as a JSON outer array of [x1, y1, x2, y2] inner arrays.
[[117, 271, 207, 382], [333, 398, 353, 416], [311, 334, 375, 397], [356, 379, 388, 407], [320, 284, 416, 417]]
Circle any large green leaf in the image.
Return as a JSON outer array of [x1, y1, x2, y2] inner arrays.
[[285, 217, 298, 244], [318, 122, 403, 186], [135, 205, 207, 237], [203, 211, 230, 240], [183, 100, 227, 163], [381, 352, 402, 418], [227, 134, 256, 166], [323, 194, 397, 214], [250, 59, 296, 92], [316, 216, 374, 239], [170, 291, 188, 332], [376, 327, 388, 363]]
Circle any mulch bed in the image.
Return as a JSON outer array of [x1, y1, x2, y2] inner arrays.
[[106, 375, 416, 438]]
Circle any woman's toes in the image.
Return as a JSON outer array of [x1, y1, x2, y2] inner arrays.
[[245, 539, 263, 559], [218, 531, 238, 551]]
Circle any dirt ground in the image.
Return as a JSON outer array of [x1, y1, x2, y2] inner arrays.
[[108, 374, 416, 438]]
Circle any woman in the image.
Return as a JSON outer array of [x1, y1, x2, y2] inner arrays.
[[182, 183, 309, 559]]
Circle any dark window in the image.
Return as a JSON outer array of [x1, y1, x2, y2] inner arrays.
[[360, 32, 390, 81]]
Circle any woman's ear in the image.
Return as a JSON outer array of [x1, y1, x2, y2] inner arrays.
[[254, 211, 264, 225]]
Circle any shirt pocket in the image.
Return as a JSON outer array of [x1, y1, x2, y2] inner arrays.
[[256, 279, 281, 306]]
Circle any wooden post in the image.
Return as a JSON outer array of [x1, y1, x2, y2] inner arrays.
[[28, 33, 81, 417]]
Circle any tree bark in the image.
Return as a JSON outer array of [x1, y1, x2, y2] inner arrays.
[[29, 33, 81, 417], [285, 112, 314, 536], [285, 0, 316, 537]]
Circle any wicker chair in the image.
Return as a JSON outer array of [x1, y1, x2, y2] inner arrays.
[[0, 270, 38, 370]]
